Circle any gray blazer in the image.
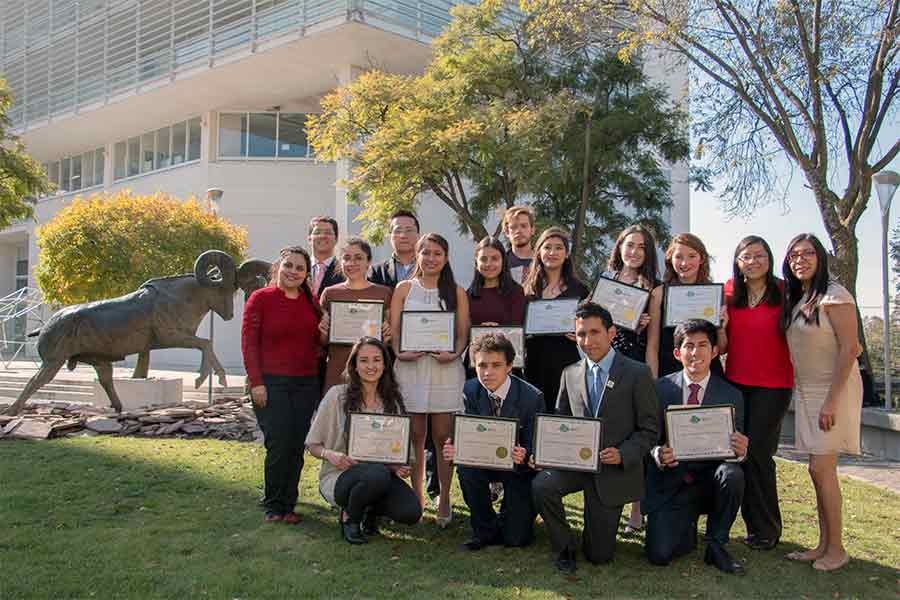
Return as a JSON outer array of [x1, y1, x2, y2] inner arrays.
[[556, 352, 660, 507]]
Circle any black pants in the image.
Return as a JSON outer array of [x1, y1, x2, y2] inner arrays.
[[253, 375, 319, 515], [645, 463, 744, 565], [732, 383, 791, 542], [532, 470, 623, 564], [334, 463, 422, 524], [458, 466, 535, 546]]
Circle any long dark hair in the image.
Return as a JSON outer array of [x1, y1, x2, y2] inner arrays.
[[412, 233, 458, 311], [607, 225, 660, 290], [468, 236, 519, 298], [523, 227, 582, 297], [340, 338, 407, 441], [270, 245, 322, 318], [781, 233, 831, 330], [729, 235, 782, 308], [663, 233, 712, 284]]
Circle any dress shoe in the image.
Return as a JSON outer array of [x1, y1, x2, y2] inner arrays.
[[743, 536, 777, 551], [264, 512, 283, 523], [282, 512, 302, 525], [362, 507, 380, 537], [704, 542, 745, 575], [458, 533, 502, 552], [341, 520, 368, 544], [555, 549, 577, 574]]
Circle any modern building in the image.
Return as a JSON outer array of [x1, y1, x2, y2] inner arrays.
[[0, 0, 689, 372]]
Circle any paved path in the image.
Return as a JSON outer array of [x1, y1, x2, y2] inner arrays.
[[777, 444, 900, 494]]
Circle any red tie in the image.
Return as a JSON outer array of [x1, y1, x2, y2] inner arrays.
[[687, 383, 700, 405]]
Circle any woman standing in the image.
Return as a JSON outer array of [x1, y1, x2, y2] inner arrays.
[[306, 338, 422, 544], [318, 238, 393, 395], [782, 234, 861, 571], [523, 227, 590, 414], [241, 246, 321, 524], [468, 236, 527, 328], [390, 233, 469, 526], [646, 233, 726, 377], [720, 236, 794, 550]]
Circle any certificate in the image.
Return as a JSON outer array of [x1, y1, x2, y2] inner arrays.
[[329, 301, 384, 345], [524, 298, 580, 336], [665, 404, 735, 461], [590, 276, 650, 332], [533, 414, 603, 472], [664, 284, 723, 327], [347, 412, 411, 465], [400, 311, 456, 352], [469, 326, 525, 368], [452, 414, 518, 471]]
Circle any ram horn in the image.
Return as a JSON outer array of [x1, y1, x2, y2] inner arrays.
[[236, 259, 272, 298], [194, 250, 236, 288]]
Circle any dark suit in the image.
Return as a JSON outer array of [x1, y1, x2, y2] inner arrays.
[[368, 257, 413, 290], [312, 258, 344, 297], [532, 352, 659, 564], [457, 376, 543, 546], [643, 372, 746, 565]]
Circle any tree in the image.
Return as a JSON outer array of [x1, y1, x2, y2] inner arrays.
[[0, 78, 52, 227], [35, 190, 248, 306], [522, 0, 899, 302]]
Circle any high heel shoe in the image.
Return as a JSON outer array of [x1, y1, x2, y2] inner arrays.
[[435, 507, 453, 529]]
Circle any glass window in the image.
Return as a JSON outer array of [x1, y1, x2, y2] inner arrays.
[[188, 117, 202, 161], [127, 137, 140, 177], [155, 127, 171, 168], [141, 133, 155, 173], [248, 113, 277, 157], [15, 259, 28, 277], [218, 113, 246, 157], [278, 113, 308, 158], [48, 161, 60, 188], [71, 155, 82, 190], [114, 141, 127, 179], [81, 152, 94, 188], [95, 148, 105, 184], [171, 121, 187, 164], [60, 158, 71, 191]]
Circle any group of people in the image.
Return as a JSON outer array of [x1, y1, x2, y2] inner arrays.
[[240, 206, 863, 576]]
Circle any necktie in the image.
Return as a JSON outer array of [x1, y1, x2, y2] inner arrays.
[[490, 392, 502, 416], [589, 364, 603, 417], [313, 262, 326, 295], [687, 383, 700, 405]]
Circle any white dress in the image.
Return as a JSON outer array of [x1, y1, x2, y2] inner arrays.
[[394, 279, 465, 413]]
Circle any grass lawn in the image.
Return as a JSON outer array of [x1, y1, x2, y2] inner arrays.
[[1, 437, 897, 599]]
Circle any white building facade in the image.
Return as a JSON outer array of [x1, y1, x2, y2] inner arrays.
[[0, 0, 689, 372]]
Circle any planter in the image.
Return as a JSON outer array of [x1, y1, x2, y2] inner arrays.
[[93, 377, 184, 411]]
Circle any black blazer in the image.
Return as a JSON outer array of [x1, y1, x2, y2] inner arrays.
[[462, 375, 544, 473], [556, 352, 659, 507], [642, 371, 745, 515], [368, 257, 410, 290], [314, 258, 345, 297]]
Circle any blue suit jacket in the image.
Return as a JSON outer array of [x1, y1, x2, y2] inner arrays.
[[643, 371, 745, 515]]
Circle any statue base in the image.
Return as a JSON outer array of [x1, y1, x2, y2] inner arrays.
[[93, 378, 184, 410]]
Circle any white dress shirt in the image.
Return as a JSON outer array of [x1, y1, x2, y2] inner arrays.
[[681, 371, 712, 405], [484, 376, 512, 412]]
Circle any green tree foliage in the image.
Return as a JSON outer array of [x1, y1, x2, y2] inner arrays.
[[0, 78, 52, 227], [35, 190, 248, 305]]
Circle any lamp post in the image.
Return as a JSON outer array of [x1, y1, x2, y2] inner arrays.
[[874, 171, 899, 409], [205, 188, 224, 405]]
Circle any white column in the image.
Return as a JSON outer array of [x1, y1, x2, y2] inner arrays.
[[333, 64, 365, 241]]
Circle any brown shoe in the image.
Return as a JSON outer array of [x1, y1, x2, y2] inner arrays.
[[283, 512, 302, 525], [264, 512, 284, 523]]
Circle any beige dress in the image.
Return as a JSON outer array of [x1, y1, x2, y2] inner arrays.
[[786, 282, 862, 455]]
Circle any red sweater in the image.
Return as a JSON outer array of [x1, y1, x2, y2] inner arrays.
[[724, 279, 794, 389], [241, 286, 321, 387]]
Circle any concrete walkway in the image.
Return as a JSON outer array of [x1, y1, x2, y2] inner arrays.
[[777, 445, 900, 494], [0, 360, 247, 388]]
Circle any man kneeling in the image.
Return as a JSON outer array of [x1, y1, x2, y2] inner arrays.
[[443, 333, 543, 550]]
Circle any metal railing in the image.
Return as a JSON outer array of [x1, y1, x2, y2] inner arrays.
[[0, 287, 44, 368]]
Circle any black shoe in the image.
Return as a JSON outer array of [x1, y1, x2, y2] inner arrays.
[[362, 507, 380, 537], [743, 536, 777, 551], [458, 533, 501, 552], [339, 512, 367, 545], [704, 543, 745, 575], [555, 549, 577, 574]]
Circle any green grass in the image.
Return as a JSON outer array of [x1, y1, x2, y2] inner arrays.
[[1, 437, 897, 599]]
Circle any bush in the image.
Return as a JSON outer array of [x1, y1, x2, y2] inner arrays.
[[35, 190, 248, 305]]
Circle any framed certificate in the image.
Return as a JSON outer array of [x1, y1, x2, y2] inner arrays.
[[347, 412, 412, 465], [663, 283, 723, 327], [452, 414, 519, 471], [328, 301, 384, 345], [591, 276, 651, 332], [469, 326, 525, 368], [399, 311, 456, 353], [524, 298, 580, 336], [665, 404, 735, 462], [532, 414, 603, 472]]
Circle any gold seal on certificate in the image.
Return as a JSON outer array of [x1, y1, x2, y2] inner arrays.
[[469, 326, 525, 368], [452, 414, 518, 471], [532, 414, 603, 472], [524, 298, 580, 335], [663, 284, 723, 327], [399, 311, 456, 353], [329, 301, 384, 345], [347, 412, 412, 465], [665, 405, 736, 461], [590, 276, 651, 332]]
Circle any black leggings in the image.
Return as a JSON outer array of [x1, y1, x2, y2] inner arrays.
[[334, 463, 422, 524]]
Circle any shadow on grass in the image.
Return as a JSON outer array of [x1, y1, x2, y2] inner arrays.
[[0, 437, 896, 600]]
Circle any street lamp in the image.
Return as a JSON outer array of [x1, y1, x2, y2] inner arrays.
[[205, 188, 224, 405], [874, 170, 899, 409]]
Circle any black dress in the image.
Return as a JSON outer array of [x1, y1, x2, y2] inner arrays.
[[604, 270, 655, 363], [524, 281, 590, 413], [658, 283, 724, 377]]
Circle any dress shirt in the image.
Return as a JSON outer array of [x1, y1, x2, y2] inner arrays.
[[585, 348, 616, 417], [312, 256, 335, 281], [393, 256, 416, 283], [681, 371, 711, 405]]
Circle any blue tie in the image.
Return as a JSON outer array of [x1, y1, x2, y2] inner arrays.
[[589, 364, 603, 417]]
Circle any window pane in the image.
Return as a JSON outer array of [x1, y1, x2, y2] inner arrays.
[[71, 155, 82, 190], [218, 113, 245, 157], [60, 158, 71, 191], [155, 127, 171, 168], [128, 137, 140, 177], [248, 113, 276, 157], [48, 161, 60, 188], [114, 142, 127, 179], [16, 259, 28, 277], [278, 113, 308, 158], [82, 152, 94, 188], [171, 122, 187, 164], [141, 133, 155, 172], [188, 117, 202, 161], [95, 148, 105, 184]]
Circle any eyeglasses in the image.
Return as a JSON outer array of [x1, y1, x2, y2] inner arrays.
[[788, 249, 817, 262], [391, 227, 418, 236], [737, 253, 768, 264]]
